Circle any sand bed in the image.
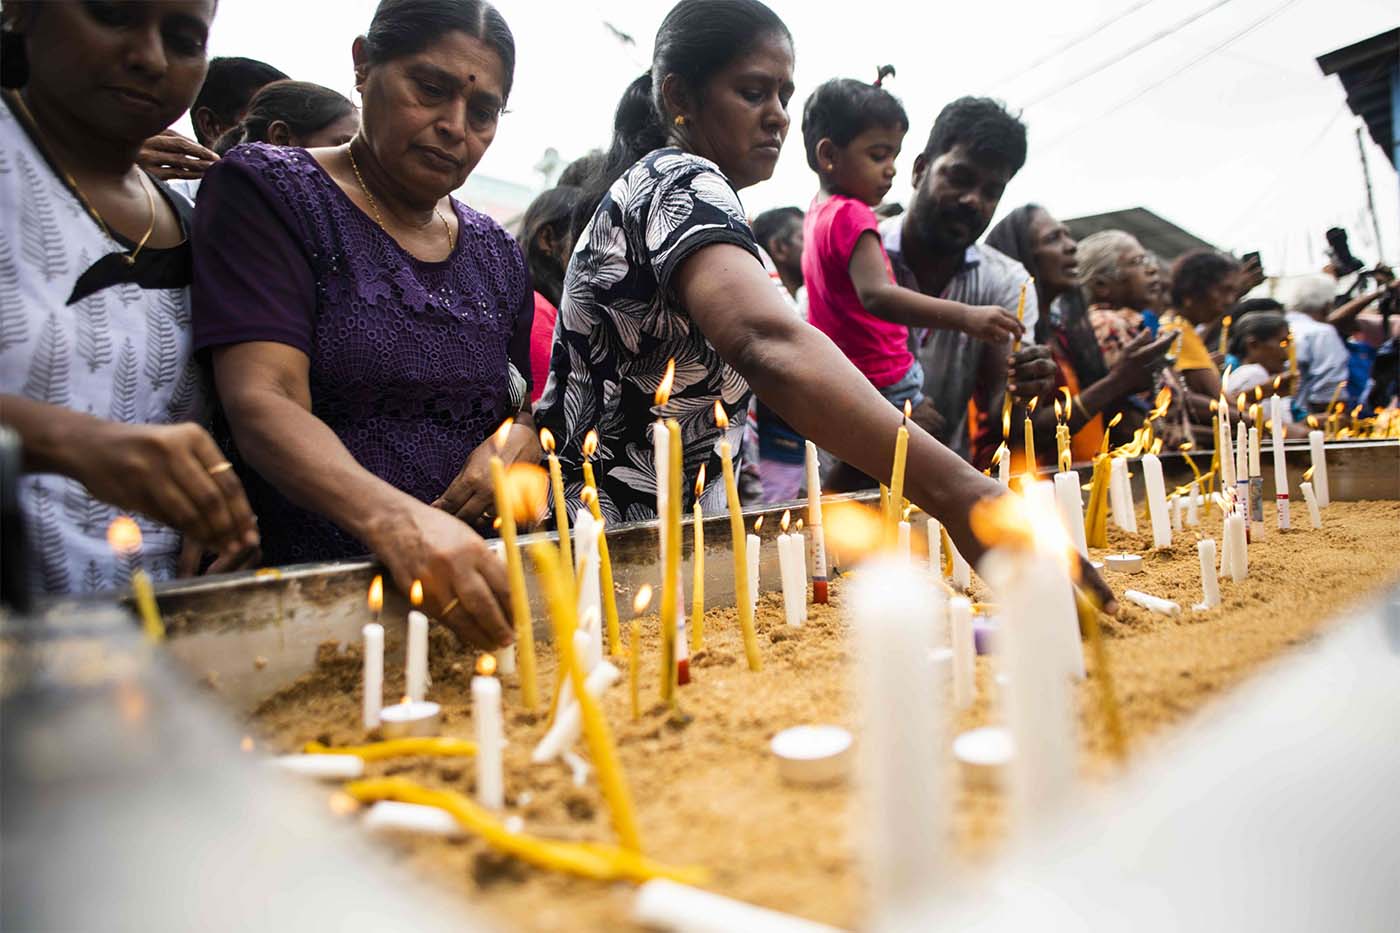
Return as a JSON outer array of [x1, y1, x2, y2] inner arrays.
[[250, 500, 1400, 931]]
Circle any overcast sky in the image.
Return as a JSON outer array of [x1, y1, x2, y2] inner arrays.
[[187, 0, 1399, 276]]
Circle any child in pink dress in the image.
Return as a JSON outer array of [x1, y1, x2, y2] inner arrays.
[[801, 67, 1024, 412]]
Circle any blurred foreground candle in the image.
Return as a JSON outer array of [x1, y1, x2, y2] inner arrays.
[[472, 654, 504, 810], [949, 595, 974, 709], [715, 402, 761, 671], [406, 585, 429, 704], [635, 880, 843, 933], [850, 560, 947, 929], [1197, 539, 1221, 610], [1141, 453, 1172, 549], [1271, 394, 1290, 530], [805, 440, 829, 603], [950, 538, 971, 591], [1308, 427, 1330, 507], [1300, 479, 1322, 529]]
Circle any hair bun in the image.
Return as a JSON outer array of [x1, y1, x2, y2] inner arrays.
[[874, 64, 896, 87]]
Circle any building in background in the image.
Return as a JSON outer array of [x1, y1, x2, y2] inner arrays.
[[1064, 207, 1217, 262]]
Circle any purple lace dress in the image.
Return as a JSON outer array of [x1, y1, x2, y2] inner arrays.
[[192, 144, 531, 565]]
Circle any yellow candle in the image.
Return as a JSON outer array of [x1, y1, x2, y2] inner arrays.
[[1286, 329, 1298, 377], [887, 401, 910, 545], [1218, 314, 1232, 356], [1099, 411, 1123, 457], [1023, 396, 1038, 480], [304, 737, 477, 760], [107, 517, 164, 642], [1013, 277, 1030, 352], [691, 466, 705, 653], [629, 618, 642, 720], [1084, 455, 1111, 548], [539, 427, 573, 595], [530, 541, 642, 852], [580, 431, 622, 657], [715, 402, 761, 672], [659, 419, 683, 702], [489, 422, 538, 711]]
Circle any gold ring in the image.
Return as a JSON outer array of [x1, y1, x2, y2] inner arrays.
[[440, 597, 460, 617], [208, 461, 234, 475]]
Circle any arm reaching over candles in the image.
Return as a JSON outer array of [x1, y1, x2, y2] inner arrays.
[[433, 413, 543, 532]]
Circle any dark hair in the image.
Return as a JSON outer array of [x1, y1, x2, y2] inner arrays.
[[517, 185, 585, 308], [212, 81, 355, 155], [574, 0, 791, 239], [192, 58, 290, 145], [751, 206, 803, 253], [801, 70, 907, 172], [1228, 297, 1284, 320], [1228, 310, 1287, 360], [364, 0, 516, 101], [558, 150, 604, 188], [1170, 249, 1239, 307], [922, 96, 1028, 175]]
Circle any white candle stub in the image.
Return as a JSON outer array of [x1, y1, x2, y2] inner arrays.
[[635, 879, 844, 933], [379, 700, 441, 738], [364, 801, 464, 838], [953, 726, 1014, 789], [771, 725, 852, 786], [1104, 553, 1143, 574], [1123, 589, 1181, 617], [269, 754, 365, 781]]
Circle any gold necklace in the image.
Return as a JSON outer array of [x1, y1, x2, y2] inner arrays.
[[5, 90, 157, 266], [346, 140, 454, 252]]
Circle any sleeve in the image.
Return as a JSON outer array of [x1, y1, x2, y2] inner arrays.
[[825, 197, 882, 265], [636, 156, 761, 297], [508, 249, 535, 405], [190, 156, 317, 355]]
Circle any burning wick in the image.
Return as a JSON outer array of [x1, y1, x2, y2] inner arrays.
[[108, 517, 164, 642]]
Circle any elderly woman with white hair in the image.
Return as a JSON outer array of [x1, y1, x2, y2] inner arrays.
[[1284, 275, 1350, 414]]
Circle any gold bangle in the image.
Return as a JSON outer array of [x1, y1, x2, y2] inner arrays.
[[207, 461, 234, 475], [439, 597, 460, 618]]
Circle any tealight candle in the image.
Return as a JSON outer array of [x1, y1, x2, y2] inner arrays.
[[771, 725, 852, 786], [953, 726, 1013, 789], [379, 700, 441, 738], [805, 440, 829, 604], [1104, 553, 1143, 573]]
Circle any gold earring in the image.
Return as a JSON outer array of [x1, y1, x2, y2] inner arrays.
[[674, 115, 686, 126]]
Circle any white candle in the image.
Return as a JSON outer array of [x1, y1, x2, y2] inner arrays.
[[1186, 481, 1200, 526], [406, 609, 429, 704], [849, 560, 947, 922], [1171, 494, 1183, 532], [896, 520, 911, 562], [532, 660, 621, 763], [997, 443, 1011, 487], [805, 441, 829, 603], [1235, 420, 1249, 515], [776, 531, 802, 628], [1027, 480, 1086, 681], [950, 540, 971, 591], [1141, 454, 1172, 549], [1225, 513, 1248, 582], [746, 532, 760, 617], [1308, 430, 1330, 507], [472, 666, 504, 810], [653, 420, 669, 601], [379, 700, 440, 737], [1053, 470, 1088, 559], [364, 801, 464, 839], [635, 880, 844, 933], [1271, 395, 1290, 530], [1219, 414, 1236, 490], [1247, 426, 1264, 534], [949, 595, 974, 710], [979, 548, 1077, 826], [1300, 481, 1322, 529], [574, 508, 602, 632], [269, 754, 365, 780], [1123, 589, 1181, 616], [927, 517, 943, 577], [1109, 457, 1137, 533], [362, 622, 383, 729], [1197, 539, 1221, 609], [793, 531, 808, 623]]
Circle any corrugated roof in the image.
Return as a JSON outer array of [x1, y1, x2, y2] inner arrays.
[[1063, 207, 1217, 261], [1316, 28, 1398, 168]]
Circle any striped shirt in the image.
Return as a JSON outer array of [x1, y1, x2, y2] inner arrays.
[[880, 217, 1038, 459]]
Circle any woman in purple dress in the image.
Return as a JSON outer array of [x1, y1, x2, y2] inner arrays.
[[192, 0, 535, 649]]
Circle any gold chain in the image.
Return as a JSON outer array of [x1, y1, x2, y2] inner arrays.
[[6, 90, 157, 266], [346, 139, 454, 252]]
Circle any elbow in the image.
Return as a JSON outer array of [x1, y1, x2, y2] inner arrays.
[[726, 314, 809, 389]]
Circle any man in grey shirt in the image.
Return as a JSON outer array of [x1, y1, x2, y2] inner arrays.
[[880, 97, 1056, 462]]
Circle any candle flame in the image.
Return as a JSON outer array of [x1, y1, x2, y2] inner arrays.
[[754, 515, 764, 534], [1108, 411, 1124, 429], [1053, 398, 1063, 421], [1150, 437, 1163, 455], [795, 517, 804, 533], [580, 485, 597, 507], [328, 792, 359, 817], [1273, 375, 1283, 392], [410, 579, 423, 607], [538, 427, 556, 454], [902, 399, 912, 424], [477, 653, 497, 677], [582, 429, 599, 459], [991, 445, 1004, 467], [1236, 393, 1246, 414], [1180, 441, 1194, 453], [655, 358, 676, 407], [240, 735, 255, 753], [1002, 402, 1012, 438], [713, 400, 729, 430], [694, 464, 706, 498], [492, 418, 514, 453], [822, 499, 884, 559], [1028, 396, 1038, 414], [492, 516, 503, 530], [1150, 386, 1172, 419], [1060, 386, 1073, 418], [902, 504, 912, 522], [106, 516, 142, 556], [1209, 399, 1219, 413], [368, 574, 384, 614], [969, 491, 1070, 562], [1222, 314, 1232, 329], [504, 462, 550, 523], [633, 584, 654, 615], [1303, 466, 1315, 482], [1254, 385, 1264, 402], [1306, 414, 1319, 429], [780, 509, 791, 534]]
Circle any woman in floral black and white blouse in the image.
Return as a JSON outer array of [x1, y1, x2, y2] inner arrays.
[[534, 0, 1110, 597]]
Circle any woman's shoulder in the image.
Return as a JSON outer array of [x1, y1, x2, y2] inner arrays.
[[204, 143, 324, 195], [453, 200, 526, 276]]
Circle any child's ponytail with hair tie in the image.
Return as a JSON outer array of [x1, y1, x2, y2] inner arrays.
[[874, 64, 896, 87]]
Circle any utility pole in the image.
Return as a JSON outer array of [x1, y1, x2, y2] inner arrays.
[[1355, 125, 1386, 261]]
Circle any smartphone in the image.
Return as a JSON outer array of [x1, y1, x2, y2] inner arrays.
[[1241, 251, 1261, 269]]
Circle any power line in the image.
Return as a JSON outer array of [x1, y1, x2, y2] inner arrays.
[[1021, 0, 1236, 108], [993, 0, 1164, 87]]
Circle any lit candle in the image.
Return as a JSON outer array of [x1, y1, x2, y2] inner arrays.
[[659, 417, 683, 703], [1142, 453, 1172, 549], [691, 466, 706, 652], [539, 427, 573, 593], [1307, 425, 1330, 507], [747, 516, 762, 620], [1234, 415, 1249, 525], [107, 517, 164, 642], [488, 421, 538, 710], [1197, 538, 1221, 609], [1052, 468, 1087, 559], [364, 575, 384, 729], [776, 510, 802, 628], [1023, 396, 1039, 482], [630, 586, 651, 721], [1247, 425, 1264, 533], [949, 595, 974, 710], [896, 506, 912, 563], [1218, 314, 1232, 356], [1084, 455, 1111, 548], [1054, 393, 1072, 474], [1271, 394, 1290, 530], [1219, 398, 1236, 491], [406, 583, 429, 704], [849, 559, 949, 922], [887, 401, 911, 545], [580, 430, 623, 656], [715, 403, 761, 672], [472, 654, 504, 810], [1225, 513, 1248, 582], [995, 443, 1010, 487], [1300, 474, 1322, 529], [805, 440, 829, 604]]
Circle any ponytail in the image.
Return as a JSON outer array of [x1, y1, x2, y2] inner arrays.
[[572, 71, 668, 241], [874, 64, 895, 87]]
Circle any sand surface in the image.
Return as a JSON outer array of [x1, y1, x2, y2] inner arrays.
[[251, 500, 1400, 931]]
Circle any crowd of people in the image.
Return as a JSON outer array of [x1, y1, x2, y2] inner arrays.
[[3, 0, 1396, 647]]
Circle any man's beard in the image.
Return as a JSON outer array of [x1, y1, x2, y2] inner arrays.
[[912, 203, 985, 254]]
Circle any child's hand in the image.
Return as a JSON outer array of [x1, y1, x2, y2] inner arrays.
[[959, 304, 1025, 343]]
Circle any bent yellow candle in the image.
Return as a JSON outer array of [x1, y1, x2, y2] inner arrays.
[[490, 420, 539, 711], [304, 737, 476, 760], [715, 402, 761, 672]]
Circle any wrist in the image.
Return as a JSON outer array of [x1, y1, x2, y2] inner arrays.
[[30, 405, 104, 480], [353, 489, 423, 556]]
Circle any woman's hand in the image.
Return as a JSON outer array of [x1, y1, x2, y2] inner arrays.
[[1108, 330, 1176, 395], [176, 537, 262, 577], [137, 129, 219, 181], [1006, 346, 1058, 402], [434, 415, 543, 532], [371, 501, 514, 650]]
